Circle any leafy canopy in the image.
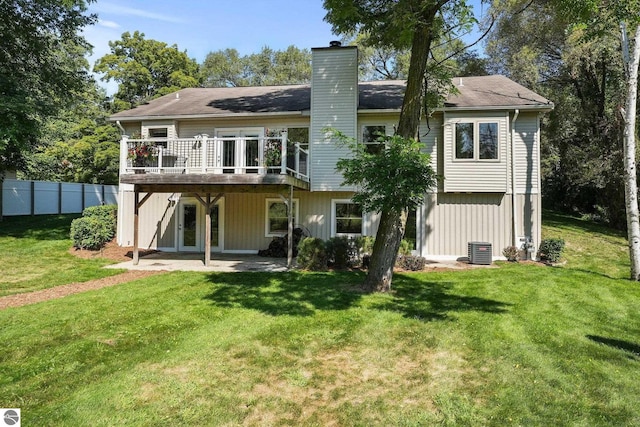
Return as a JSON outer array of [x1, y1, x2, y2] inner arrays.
[[0, 0, 96, 173], [334, 131, 438, 214], [94, 31, 200, 110]]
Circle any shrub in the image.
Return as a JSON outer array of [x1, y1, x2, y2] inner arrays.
[[326, 236, 357, 269], [82, 204, 117, 240], [398, 239, 413, 256], [396, 255, 427, 271], [296, 237, 328, 271], [70, 204, 118, 250], [538, 238, 565, 263], [355, 235, 375, 255], [502, 246, 520, 262], [70, 216, 113, 250]]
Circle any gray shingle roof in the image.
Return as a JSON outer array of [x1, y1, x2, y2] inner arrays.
[[110, 75, 552, 120]]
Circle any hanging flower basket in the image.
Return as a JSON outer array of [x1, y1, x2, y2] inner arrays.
[[128, 141, 156, 169]]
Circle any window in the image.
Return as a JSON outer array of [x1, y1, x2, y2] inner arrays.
[[332, 200, 363, 236], [454, 122, 499, 160], [265, 199, 298, 236], [148, 128, 168, 148], [363, 125, 386, 154]]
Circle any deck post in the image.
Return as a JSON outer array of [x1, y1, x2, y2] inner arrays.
[[287, 184, 293, 269], [205, 193, 211, 267], [280, 130, 288, 175], [133, 190, 140, 265], [201, 134, 208, 173]]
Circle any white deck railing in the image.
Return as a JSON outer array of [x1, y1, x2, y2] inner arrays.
[[120, 133, 309, 181]]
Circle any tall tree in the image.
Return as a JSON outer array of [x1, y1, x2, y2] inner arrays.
[[0, 0, 96, 175], [325, 0, 474, 291], [201, 45, 311, 87], [94, 31, 200, 111]]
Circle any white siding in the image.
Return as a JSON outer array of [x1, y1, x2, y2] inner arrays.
[[177, 117, 310, 138], [442, 112, 509, 193], [418, 116, 441, 175], [421, 192, 541, 257], [118, 191, 178, 249], [514, 113, 539, 194], [310, 46, 358, 191]]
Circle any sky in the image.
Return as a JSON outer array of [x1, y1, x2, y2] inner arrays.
[[84, 0, 488, 95]]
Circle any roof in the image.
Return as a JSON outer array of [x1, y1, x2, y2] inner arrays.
[[110, 75, 552, 121]]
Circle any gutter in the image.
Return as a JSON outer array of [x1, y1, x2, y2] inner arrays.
[[511, 109, 520, 247]]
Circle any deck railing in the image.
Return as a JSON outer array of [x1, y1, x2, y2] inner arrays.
[[120, 133, 309, 181]]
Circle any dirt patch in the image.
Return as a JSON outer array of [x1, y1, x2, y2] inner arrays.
[[69, 239, 158, 262], [0, 270, 164, 310]]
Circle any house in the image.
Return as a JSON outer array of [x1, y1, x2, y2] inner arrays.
[[111, 43, 553, 266]]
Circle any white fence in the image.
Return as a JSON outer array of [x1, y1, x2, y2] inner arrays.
[[1, 179, 118, 216]]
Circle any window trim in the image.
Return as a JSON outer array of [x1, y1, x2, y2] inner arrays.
[[265, 198, 299, 237], [362, 124, 387, 154], [331, 199, 364, 237], [453, 120, 500, 162]]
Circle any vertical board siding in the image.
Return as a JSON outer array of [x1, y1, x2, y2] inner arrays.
[[418, 117, 441, 173], [310, 47, 358, 191], [514, 113, 539, 194], [119, 192, 177, 249], [424, 192, 512, 257], [442, 112, 509, 193]]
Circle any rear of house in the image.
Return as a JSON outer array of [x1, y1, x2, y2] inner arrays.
[[112, 43, 552, 262]]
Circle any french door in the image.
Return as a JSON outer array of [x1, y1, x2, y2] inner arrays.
[[215, 128, 263, 174], [178, 198, 224, 252]]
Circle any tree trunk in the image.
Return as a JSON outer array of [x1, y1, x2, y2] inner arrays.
[[620, 23, 640, 280], [364, 13, 436, 292], [363, 208, 407, 292]]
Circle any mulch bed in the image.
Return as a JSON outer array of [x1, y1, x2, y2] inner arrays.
[[0, 241, 163, 310]]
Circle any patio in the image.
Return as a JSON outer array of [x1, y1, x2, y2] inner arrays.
[[106, 252, 289, 272]]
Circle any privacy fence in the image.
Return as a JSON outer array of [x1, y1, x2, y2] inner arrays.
[[1, 179, 118, 217]]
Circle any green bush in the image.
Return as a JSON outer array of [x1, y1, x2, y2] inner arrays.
[[70, 216, 113, 250], [502, 246, 520, 262], [296, 237, 328, 271], [326, 236, 357, 269], [355, 235, 375, 255], [82, 204, 117, 240], [538, 238, 565, 263], [396, 255, 427, 271], [70, 204, 118, 250], [399, 239, 413, 256]]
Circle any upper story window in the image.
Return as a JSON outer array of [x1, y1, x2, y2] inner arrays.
[[332, 200, 363, 236], [455, 122, 499, 160], [148, 128, 168, 148], [287, 128, 308, 144], [363, 125, 386, 154]]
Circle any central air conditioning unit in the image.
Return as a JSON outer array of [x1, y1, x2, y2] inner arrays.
[[468, 242, 492, 265]]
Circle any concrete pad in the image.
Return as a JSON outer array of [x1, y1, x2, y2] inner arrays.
[[105, 252, 289, 272]]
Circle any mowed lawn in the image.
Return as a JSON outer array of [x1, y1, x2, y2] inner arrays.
[[1, 213, 639, 426]]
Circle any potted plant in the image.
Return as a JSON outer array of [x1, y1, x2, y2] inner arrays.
[[128, 140, 156, 171]]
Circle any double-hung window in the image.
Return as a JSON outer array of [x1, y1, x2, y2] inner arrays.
[[363, 125, 386, 154], [455, 122, 499, 160], [265, 198, 298, 237], [332, 200, 363, 236]]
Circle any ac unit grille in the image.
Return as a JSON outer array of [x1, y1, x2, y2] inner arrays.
[[468, 242, 492, 265]]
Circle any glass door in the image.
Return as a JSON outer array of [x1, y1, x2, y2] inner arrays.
[[179, 202, 199, 251], [209, 198, 225, 252]]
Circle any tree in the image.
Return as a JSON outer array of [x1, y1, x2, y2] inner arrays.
[[325, 0, 475, 291], [94, 31, 200, 110], [201, 45, 311, 87], [0, 0, 96, 175], [544, 0, 640, 279]]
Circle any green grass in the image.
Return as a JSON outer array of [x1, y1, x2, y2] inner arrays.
[[0, 215, 123, 296], [1, 212, 640, 425]]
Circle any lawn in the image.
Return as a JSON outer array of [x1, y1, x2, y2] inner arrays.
[[0, 215, 124, 297], [1, 212, 639, 425]]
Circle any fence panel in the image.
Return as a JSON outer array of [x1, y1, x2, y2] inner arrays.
[[2, 179, 119, 217]]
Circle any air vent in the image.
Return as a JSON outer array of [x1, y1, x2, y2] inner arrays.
[[468, 242, 492, 265]]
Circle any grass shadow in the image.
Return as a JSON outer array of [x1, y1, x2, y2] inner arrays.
[[203, 271, 365, 316], [370, 274, 512, 321], [203, 271, 511, 321], [0, 214, 78, 240], [587, 335, 640, 360]]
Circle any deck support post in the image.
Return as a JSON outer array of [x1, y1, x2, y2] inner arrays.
[[133, 188, 153, 265], [194, 192, 223, 267], [287, 184, 293, 269]]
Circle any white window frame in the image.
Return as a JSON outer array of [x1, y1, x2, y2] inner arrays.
[[331, 199, 363, 237], [453, 120, 500, 162], [362, 124, 387, 154], [265, 198, 299, 237]]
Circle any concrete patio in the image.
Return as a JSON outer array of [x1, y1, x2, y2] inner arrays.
[[106, 252, 289, 272]]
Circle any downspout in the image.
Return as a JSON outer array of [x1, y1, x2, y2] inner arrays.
[[511, 109, 520, 247], [116, 120, 126, 134]]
